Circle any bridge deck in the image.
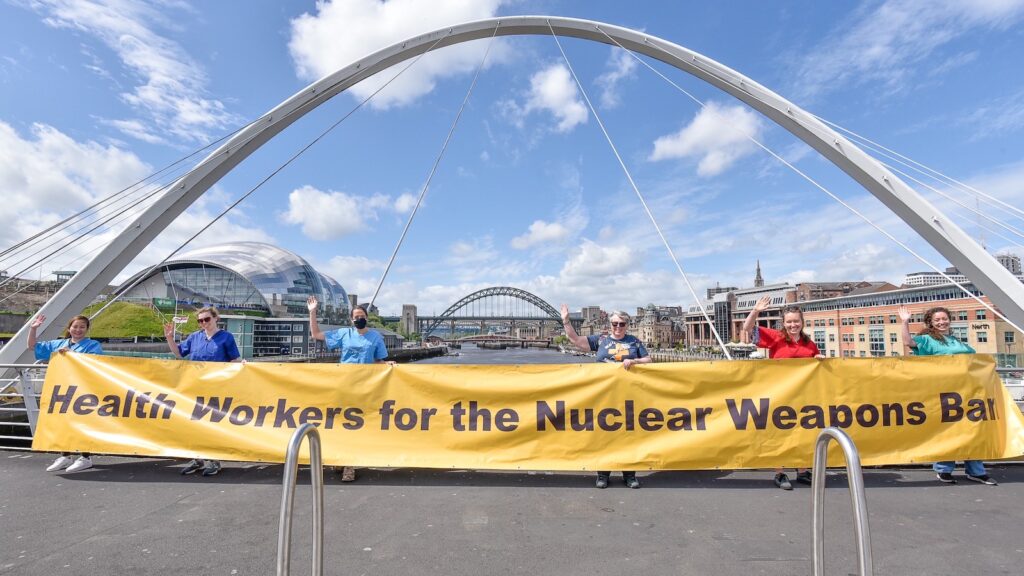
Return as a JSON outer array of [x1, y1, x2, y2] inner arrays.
[[2, 452, 1022, 575]]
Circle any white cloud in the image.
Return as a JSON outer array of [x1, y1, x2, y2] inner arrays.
[[511, 220, 570, 249], [393, 193, 418, 214], [281, 185, 370, 241], [447, 237, 497, 266], [0, 121, 151, 252], [595, 47, 637, 109], [961, 87, 1024, 140], [0, 122, 275, 285], [288, 0, 510, 110], [791, 0, 1024, 100], [561, 240, 642, 279], [501, 64, 589, 133], [28, 0, 239, 143], [649, 101, 764, 177], [281, 185, 419, 240]]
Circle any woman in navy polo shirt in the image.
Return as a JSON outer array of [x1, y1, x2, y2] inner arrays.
[[163, 306, 242, 477], [27, 313, 103, 473]]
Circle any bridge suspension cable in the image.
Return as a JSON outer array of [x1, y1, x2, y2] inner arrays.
[[813, 115, 1024, 224], [549, 21, 733, 359], [368, 23, 500, 309], [89, 33, 449, 321], [595, 26, 1024, 336]]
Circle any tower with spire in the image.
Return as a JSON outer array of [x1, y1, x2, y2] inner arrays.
[[754, 260, 764, 287]]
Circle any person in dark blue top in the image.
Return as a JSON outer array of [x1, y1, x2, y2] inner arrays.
[[27, 313, 104, 473], [163, 306, 242, 477], [561, 304, 651, 489]]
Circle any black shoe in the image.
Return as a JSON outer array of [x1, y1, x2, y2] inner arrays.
[[774, 473, 793, 490], [936, 472, 957, 484], [966, 474, 997, 486], [623, 473, 640, 489], [181, 459, 204, 475], [795, 471, 812, 485], [595, 474, 610, 489], [201, 460, 222, 477]]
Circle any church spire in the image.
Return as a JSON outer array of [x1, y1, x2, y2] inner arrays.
[[754, 260, 764, 287]]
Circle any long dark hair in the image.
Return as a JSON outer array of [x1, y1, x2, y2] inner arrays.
[[779, 306, 810, 344], [919, 306, 951, 343]]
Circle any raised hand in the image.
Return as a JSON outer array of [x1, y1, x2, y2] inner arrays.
[[560, 303, 570, 323], [898, 305, 911, 323], [754, 295, 771, 313], [163, 322, 176, 338], [307, 295, 318, 312], [30, 314, 45, 329]]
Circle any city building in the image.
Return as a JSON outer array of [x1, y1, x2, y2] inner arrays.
[[902, 264, 1024, 287], [797, 284, 1019, 366], [117, 242, 349, 324]]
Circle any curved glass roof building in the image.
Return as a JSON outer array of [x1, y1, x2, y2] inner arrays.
[[116, 242, 349, 324]]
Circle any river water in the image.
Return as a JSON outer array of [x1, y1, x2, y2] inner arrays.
[[414, 343, 591, 365]]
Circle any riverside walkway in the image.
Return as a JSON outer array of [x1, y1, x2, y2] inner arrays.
[[1, 452, 1021, 575]]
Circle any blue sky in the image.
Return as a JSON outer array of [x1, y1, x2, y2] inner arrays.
[[2, 0, 1023, 316]]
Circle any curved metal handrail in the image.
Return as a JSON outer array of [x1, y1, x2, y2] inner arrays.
[[276, 423, 324, 576], [812, 427, 873, 576]]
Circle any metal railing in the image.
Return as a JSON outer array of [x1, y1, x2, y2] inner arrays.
[[0, 363, 46, 450], [812, 427, 873, 576], [276, 423, 324, 576]]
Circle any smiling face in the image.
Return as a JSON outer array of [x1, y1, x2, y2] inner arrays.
[[929, 311, 951, 333], [783, 311, 804, 338], [609, 314, 629, 338], [67, 318, 89, 341]]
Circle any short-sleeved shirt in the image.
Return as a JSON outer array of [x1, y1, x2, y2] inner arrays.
[[178, 329, 240, 362], [587, 334, 648, 363], [325, 328, 388, 364], [755, 326, 820, 359], [34, 338, 103, 361], [911, 334, 974, 356]]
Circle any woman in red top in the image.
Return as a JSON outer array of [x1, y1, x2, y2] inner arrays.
[[742, 295, 822, 490]]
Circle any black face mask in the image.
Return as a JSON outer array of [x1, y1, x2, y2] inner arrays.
[[353, 318, 367, 329]]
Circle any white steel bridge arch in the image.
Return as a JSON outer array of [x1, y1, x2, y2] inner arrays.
[[4, 15, 1023, 365]]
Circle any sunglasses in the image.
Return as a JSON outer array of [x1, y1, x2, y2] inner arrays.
[[197, 316, 214, 324], [610, 321, 628, 327]]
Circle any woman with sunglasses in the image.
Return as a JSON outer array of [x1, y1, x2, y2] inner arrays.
[[163, 306, 242, 477], [741, 295, 822, 490], [27, 313, 103, 473], [899, 305, 996, 485], [561, 304, 652, 489]]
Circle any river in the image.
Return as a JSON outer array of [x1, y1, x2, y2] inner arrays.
[[414, 343, 592, 365]]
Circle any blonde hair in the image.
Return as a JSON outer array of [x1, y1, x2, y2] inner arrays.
[[196, 306, 219, 319]]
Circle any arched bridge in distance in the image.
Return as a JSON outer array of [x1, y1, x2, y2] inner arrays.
[[418, 286, 564, 340]]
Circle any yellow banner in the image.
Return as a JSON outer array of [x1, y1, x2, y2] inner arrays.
[[32, 353, 1024, 470]]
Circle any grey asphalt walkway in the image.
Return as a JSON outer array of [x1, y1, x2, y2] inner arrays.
[[1, 451, 1021, 575]]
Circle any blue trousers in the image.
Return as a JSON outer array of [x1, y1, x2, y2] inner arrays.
[[933, 460, 986, 476]]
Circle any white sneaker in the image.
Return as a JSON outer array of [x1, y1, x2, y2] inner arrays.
[[46, 455, 74, 472], [65, 456, 93, 473]]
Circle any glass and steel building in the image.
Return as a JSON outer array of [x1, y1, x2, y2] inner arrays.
[[116, 242, 349, 325]]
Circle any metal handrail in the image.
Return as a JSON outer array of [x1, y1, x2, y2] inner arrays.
[[812, 428, 873, 576], [276, 423, 324, 576]]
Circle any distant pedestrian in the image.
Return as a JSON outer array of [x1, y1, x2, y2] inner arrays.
[[742, 295, 822, 490], [163, 306, 242, 477], [27, 313, 103, 473], [561, 304, 651, 489], [900, 305, 996, 485], [308, 296, 393, 482]]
